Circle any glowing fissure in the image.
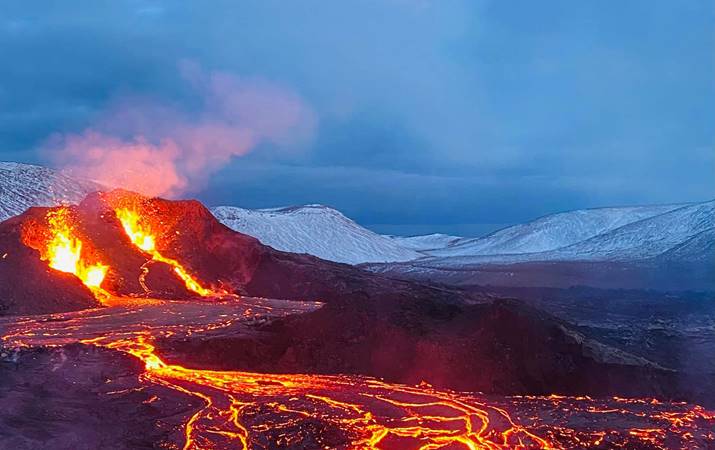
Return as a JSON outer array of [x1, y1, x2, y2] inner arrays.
[[114, 208, 213, 296], [98, 335, 556, 450], [34, 208, 108, 295], [2, 300, 714, 450], [89, 334, 715, 450]]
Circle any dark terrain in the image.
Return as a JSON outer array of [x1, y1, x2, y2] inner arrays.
[[0, 190, 712, 409]]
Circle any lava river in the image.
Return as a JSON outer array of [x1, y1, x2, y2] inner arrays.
[[1, 297, 713, 450]]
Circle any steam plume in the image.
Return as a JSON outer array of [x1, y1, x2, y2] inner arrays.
[[44, 62, 315, 197]]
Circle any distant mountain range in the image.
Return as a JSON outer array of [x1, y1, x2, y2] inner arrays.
[[368, 200, 714, 291], [422, 204, 684, 258], [1, 161, 712, 290], [210, 195, 715, 292], [410, 201, 713, 264], [213, 200, 713, 266]]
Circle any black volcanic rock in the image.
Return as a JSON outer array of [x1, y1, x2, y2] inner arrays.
[[156, 296, 702, 402], [0, 344, 197, 449]]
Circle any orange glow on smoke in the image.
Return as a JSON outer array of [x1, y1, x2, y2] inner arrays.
[[39, 208, 108, 293], [114, 208, 212, 296]]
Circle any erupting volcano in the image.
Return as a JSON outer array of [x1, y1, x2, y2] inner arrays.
[[1, 190, 714, 449], [7, 190, 236, 305], [2, 1, 710, 446]]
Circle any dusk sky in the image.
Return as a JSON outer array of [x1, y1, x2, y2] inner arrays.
[[2, 1, 714, 236]]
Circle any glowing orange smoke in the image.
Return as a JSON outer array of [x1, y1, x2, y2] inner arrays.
[[114, 208, 213, 297], [40, 208, 108, 293]]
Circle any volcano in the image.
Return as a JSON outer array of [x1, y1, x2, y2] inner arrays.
[[1, 190, 714, 448], [1, 189, 421, 311], [1, 190, 711, 404], [0, 190, 318, 307], [2, 189, 471, 313]]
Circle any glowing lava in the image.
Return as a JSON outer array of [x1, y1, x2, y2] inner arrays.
[[97, 334, 556, 450], [27, 207, 108, 293], [2, 299, 714, 450], [114, 208, 213, 296]]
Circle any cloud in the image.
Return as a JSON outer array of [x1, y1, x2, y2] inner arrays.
[[2, 0, 712, 227], [43, 62, 316, 197]]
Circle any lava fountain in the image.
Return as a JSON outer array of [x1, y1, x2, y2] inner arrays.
[[22, 207, 109, 297]]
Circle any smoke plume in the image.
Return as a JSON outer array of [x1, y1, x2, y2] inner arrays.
[[44, 62, 316, 197]]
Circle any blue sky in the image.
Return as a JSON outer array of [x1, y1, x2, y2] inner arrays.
[[2, 1, 713, 235]]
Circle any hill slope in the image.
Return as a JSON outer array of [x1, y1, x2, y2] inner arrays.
[[416, 200, 714, 265], [0, 162, 102, 221], [550, 201, 714, 262], [389, 233, 463, 252], [212, 204, 422, 264], [424, 204, 686, 259]]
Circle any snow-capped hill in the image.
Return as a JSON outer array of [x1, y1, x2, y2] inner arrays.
[[551, 200, 714, 261], [425, 204, 686, 258], [390, 200, 714, 267], [214, 199, 713, 266], [655, 228, 714, 263], [388, 233, 463, 252], [0, 162, 103, 221], [212, 204, 423, 264]]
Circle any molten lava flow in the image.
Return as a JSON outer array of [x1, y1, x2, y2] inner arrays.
[[114, 208, 213, 296], [1, 300, 714, 450], [33, 208, 108, 294], [100, 335, 556, 450]]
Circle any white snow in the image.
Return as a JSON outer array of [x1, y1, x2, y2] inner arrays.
[[0, 162, 102, 221], [388, 233, 463, 252], [1, 160, 710, 267], [548, 201, 715, 262], [424, 204, 685, 258], [391, 200, 714, 267], [209, 200, 714, 266], [211, 204, 423, 264]]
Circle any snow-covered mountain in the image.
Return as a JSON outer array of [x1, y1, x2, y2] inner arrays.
[[424, 204, 684, 258], [212, 205, 422, 264], [390, 201, 714, 267], [389, 233, 463, 252], [0, 162, 102, 221], [544, 201, 714, 262], [656, 228, 714, 263], [1, 161, 711, 268], [213, 200, 713, 266]]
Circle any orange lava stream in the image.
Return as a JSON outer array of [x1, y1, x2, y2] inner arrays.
[[2, 300, 714, 450], [86, 334, 555, 450], [114, 208, 213, 297], [10, 207, 715, 448], [85, 333, 715, 449]]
